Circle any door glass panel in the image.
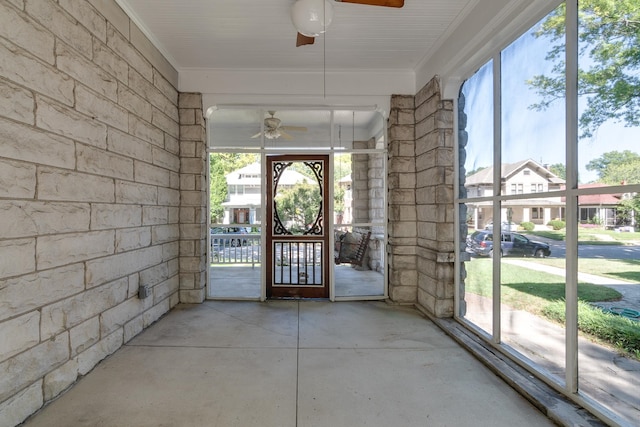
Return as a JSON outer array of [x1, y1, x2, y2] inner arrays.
[[273, 161, 324, 236]]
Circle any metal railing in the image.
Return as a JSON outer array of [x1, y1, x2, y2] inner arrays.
[[210, 234, 261, 266]]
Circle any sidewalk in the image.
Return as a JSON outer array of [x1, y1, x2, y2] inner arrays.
[[465, 258, 640, 425], [502, 259, 640, 313], [464, 293, 640, 425]]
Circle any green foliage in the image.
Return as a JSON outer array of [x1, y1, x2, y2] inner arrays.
[[334, 185, 345, 213], [215, 153, 259, 174], [542, 300, 640, 358], [547, 219, 566, 230], [528, 1, 640, 138], [548, 163, 566, 180], [466, 166, 488, 177], [586, 150, 640, 184], [209, 155, 228, 222], [275, 181, 322, 234], [520, 221, 535, 231], [617, 194, 640, 226]]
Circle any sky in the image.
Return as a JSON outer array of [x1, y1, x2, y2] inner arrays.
[[462, 12, 639, 184]]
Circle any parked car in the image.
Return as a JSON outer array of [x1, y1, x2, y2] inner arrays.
[[210, 227, 249, 247], [484, 221, 518, 232], [466, 230, 550, 258]]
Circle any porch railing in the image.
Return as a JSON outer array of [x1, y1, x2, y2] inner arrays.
[[210, 234, 261, 266]]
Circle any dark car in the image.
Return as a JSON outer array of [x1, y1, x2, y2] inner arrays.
[[210, 227, 249, 247], [466, 230, 550, 258]]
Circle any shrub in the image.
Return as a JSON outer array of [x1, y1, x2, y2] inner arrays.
[[547, 219, 566, 230], [520, 221, 535, 231]]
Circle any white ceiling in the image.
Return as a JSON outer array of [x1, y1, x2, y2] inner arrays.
[[117, 0, 477, 74]]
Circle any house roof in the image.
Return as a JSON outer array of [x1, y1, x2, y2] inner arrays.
[[225, 163, 314, 186], [560, 183, 625, 206], [464, 159, 565, 186]]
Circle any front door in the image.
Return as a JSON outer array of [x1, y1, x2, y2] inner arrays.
[[266, 155, 330, 298]]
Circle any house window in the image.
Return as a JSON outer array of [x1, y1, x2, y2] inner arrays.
[[532, 207, 543, 219], [511, 183, 516, 194], [523, 169, 530, 175], [517, 184, 523, 194], [531, 184, 537, 193]]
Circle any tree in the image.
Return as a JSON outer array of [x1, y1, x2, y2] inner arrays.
[[528, 1, 640, 138], [275, 182, 322, 234], [549, 163, 566, 180], [466, 166, 487, 177], [586, 150, 640, 184], [209, 155, 228, 222]]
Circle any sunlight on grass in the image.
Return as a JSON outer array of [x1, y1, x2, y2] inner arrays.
[[543, 300, 640, 358], [463, 258, 640, 358], [465, 258, 621, 315], [524, 258, 640, 283], [527, 228, 640, 244]]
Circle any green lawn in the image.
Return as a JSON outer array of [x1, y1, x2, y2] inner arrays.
[[465, 259, 621, 314], [526, 258, 640, 283], [465, 258, 640, 358], [526, 228, 640, 244]]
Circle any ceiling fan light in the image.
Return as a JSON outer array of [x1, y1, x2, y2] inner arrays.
[[264, 128, 281, 139], [291, 0, 334, 37]]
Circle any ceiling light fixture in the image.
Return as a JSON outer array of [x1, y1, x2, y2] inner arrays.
[[290, 0, 334, 37]]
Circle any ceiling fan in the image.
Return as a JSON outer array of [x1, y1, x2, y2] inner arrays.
[[251, 111, 308, 140], [293, 0, 405, 47]]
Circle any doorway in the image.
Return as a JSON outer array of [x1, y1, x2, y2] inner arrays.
[[266, 155, 330, 298]]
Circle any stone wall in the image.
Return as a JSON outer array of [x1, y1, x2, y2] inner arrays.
[[0, 1, 183, 425], [414, 78, 455, 317], [178, 93, 207, 303], [350, 139, 385, 272], [387, 78, 455, 315], [387, 95, 418, 302]]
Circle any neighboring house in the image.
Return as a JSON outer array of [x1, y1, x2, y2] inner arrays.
[[568, 183, 636, 227], [464, 159, 565, 229], [221, 162, 314, 225]]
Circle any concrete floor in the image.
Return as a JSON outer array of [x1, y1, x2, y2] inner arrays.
[[23, 301, 555, 427], [209, 264, 385, 299]]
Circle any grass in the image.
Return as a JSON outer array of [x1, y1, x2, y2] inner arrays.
[[543, 300, 640, 359], [526, 227, 640, 244], [465, 259, 640, 358], [526, 258, 640, 283], [465, 259, 621, 313]]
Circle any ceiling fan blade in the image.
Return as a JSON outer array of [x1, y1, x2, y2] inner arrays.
[[336, 0, 404, 7], [280, 126, 308, 132], [279, 130, 294, 140], [296, 32, 315, 47], [250, 132, 262, 139]]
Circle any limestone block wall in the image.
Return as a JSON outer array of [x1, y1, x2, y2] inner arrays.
[[386, 79, 455, 315], [387, 95, 418, 303], [0, 1, 182, 425], [350, 139, 385, 272], [414, 78, 456, 317], [178, 93, 207, 303]]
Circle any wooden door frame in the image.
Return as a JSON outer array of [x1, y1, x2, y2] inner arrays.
[[266, 154, 330, 299]]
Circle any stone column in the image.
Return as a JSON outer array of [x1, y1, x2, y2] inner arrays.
[[178, 93, 207, 303], [414, 78, 456, 317], [387, 95, 418, 303]]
